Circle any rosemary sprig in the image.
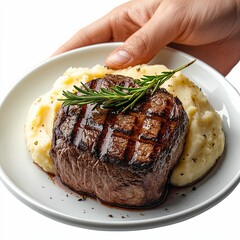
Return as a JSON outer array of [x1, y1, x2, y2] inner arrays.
[[59, 60, 195, 112]]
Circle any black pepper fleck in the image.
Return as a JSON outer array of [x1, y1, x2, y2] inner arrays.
[[108, 214, 113, 218], [192, 158, 197, 163]]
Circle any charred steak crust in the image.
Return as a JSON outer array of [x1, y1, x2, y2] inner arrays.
[[50, 74, 189, 208]]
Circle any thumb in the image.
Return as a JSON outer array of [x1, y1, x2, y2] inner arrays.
[[105, 5, 181, 69]]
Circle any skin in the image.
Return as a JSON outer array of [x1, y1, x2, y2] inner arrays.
[[53, 0, 240, 76]]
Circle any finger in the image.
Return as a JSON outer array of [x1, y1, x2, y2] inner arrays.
[[105, 3, 183, 69], [53, 16, 112, 56]]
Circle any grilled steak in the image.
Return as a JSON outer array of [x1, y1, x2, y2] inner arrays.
[[50, 74, 189, 208]]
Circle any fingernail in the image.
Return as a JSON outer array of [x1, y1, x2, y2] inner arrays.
[[107, 49, 131, 65]]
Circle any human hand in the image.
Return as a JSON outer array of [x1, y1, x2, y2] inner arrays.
[[54, 0, 240, 76]]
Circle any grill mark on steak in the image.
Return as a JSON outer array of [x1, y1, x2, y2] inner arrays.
[[50, 74, 189, 208], [71, 105, 86, 148], [93, 111, 116, 160]]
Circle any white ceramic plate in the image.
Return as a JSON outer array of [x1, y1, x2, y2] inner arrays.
[[0, 43, 239, 230]]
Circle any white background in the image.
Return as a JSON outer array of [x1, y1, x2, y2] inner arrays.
[[0, 0, 239, 239]]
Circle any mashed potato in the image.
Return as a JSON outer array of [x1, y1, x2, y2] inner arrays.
[[25, 64, 224, 186], [162, 75, 225, 186]]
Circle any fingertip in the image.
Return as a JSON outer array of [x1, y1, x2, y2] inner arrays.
[[51, 42, 77, 57], [51, 47, 65, 57], [105, 49, 133, 69]]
